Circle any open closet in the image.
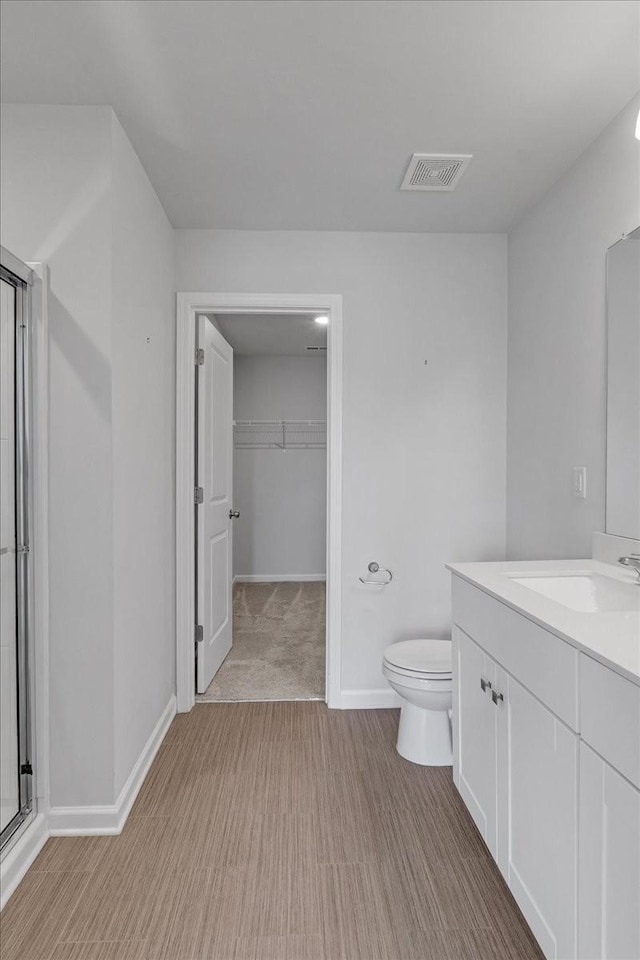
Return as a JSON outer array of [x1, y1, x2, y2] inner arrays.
[[195, 312, 328, 702]]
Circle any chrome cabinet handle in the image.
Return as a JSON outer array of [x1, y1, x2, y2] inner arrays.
[[229, 510, 240, 519], [480, 677, 492, 693], [491, 689, 504, 705]]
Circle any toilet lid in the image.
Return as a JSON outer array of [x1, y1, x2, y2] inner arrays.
[[383, 638, 452, 675]]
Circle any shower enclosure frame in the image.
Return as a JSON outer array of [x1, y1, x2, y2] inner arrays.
[[1, 251, 33, 849], [0, 247, 49, 882]]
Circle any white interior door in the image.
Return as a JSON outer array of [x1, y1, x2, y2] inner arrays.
[[196, 316, 234, 694]]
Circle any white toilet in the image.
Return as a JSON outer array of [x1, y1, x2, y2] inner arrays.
[[382, 638, 453, 766]]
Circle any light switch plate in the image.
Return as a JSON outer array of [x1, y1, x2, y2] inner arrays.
[[572, 466, 587, 499]]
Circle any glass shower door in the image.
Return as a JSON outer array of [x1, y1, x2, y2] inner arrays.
[[0, 276, 19, 837], [0, 256, 32, 850]]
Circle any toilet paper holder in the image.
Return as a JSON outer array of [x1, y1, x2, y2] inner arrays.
[[359, 561, 393, 585]]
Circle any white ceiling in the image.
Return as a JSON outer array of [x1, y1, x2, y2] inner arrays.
[[1, 0, 638, 233], [208, 313, 328, 356]]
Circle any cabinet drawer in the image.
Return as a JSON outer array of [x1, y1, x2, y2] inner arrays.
[[580, 654, 640, 789], [452, 576, 578, 730]]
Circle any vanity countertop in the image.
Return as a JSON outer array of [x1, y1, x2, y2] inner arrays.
[[446, 558, 640, 686]]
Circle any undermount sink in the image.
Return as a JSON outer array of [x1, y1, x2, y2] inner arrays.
[[508, 573, 640, 613]]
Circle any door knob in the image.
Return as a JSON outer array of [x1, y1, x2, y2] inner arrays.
[[229, 510, 240, 519]]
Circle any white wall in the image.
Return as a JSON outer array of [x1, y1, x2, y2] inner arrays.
[[233, 355, 326, 579], [1, 105, 115, 805], [507, 93, 640, 560], [1, 105, 175, 810], [176, 230, 507, 693], [110, 116, 175, 796]]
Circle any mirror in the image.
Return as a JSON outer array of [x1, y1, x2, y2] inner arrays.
[[606, 228, 640, 538]]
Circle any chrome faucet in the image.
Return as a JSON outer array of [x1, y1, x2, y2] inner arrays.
[[618, 554, 640, 583]]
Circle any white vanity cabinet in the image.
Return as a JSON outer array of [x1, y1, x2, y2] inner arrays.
[[578, 742, 640, 960], [577, 655, 640, 960], [451, 571, 640, 960], [453, 624, 578, 960], [454, 626, 498, 856], [496, 668, 578, 960]]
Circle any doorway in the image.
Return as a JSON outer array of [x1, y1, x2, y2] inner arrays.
[[175, 293, 342, 712], [196, 312, 328, 701]]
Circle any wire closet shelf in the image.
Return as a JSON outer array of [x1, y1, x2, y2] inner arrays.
[[234, 419, 326, 450]]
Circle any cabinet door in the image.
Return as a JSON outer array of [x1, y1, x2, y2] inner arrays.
[[578, 742, 640, 960], [496, 669, 578, 960], [453, 626, 498, 855]]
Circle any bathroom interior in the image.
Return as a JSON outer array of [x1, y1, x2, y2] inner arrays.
[[0, 2, 639, 959]]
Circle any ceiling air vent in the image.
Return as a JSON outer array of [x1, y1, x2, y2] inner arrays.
[[400, 154, 472, 192]]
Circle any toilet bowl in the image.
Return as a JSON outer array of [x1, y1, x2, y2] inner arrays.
[[382, 638, 453, 766]]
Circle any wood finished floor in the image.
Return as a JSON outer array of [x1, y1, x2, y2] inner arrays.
[[1, 703, 544, 960]]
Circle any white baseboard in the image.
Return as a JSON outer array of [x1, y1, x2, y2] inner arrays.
[[48, 694, 176, 836], [234, 574, 326, 583], [0, 813, 48, 910], [337, 688, 402, 709]]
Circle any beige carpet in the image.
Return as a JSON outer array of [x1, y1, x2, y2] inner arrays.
[[198, 580, 326, 702]]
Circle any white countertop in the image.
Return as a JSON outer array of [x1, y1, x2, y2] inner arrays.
[[446, 558, 640, 686]]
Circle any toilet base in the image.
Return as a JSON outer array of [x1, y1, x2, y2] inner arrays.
[[396, 701, 453, 766]]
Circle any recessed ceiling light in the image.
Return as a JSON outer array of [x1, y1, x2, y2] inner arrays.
[[314, 315, 329, 325]]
